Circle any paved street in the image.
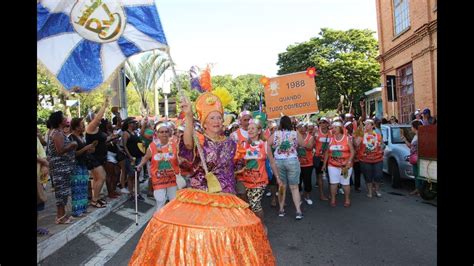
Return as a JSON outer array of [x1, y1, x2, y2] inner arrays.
[[39, 175, 436, 265]]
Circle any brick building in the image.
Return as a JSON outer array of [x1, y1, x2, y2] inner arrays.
[[375, 0, 437, 123]]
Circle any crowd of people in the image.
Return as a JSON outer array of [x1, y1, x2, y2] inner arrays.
[[36, 95, 436, 237]]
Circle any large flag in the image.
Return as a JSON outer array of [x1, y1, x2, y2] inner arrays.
[[37, 0, 168, 92]]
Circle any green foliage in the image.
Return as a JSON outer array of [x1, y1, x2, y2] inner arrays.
[[126, 84, 155, 116], [169, 73, 264, 114], [37, 69, 60, 107], [125, 51, 170, 115], [277, 28, 380, 114], [37, 108, 53, 135]]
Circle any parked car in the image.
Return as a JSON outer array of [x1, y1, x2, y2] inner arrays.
[[380, 124, 415, 188]]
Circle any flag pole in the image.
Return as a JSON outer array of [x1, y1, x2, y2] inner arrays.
[[165, 49, 222, 193]]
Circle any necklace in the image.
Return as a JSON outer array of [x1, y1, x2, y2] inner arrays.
[[204, 133, 226, 142], [334, 133, 344, 142]]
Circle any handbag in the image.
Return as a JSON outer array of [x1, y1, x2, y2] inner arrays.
[[409, 153, 418, 165]]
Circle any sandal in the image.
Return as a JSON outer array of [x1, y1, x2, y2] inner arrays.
[[98, 199, 107, 205], [90, 201, 106, 208], [55, 215, 73, 224], [344, 201, 351, 208], [330, 201, 336, 207], [37, 227, 50, 236]]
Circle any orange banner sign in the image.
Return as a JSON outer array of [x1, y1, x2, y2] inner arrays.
[[263, 71, 319, 119]]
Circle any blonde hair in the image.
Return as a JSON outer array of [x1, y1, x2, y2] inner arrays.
[[248, 121, 266, 141]]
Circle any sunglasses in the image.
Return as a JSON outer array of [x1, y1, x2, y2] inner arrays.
[[158, 130, 170, 134]]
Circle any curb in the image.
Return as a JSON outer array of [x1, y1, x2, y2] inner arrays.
[[37, 183, 149, 263], [37, 195, 128, 263]]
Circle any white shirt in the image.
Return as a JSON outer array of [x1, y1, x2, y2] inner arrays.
[[231, 128, 249, 142]]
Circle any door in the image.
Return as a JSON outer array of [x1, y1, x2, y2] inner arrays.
[[377, 99, 383, 118]]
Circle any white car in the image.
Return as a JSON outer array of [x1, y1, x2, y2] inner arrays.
[[381, 124, 415, 188]]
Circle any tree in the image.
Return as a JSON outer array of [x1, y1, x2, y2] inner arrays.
[[169, 73, 264, 114], [277, 28, 380, 114], [125, 51, 170, 116]]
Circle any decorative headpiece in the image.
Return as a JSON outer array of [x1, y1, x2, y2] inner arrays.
[[195, 92, 224, 125]]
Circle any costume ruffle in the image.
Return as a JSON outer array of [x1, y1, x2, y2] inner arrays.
[[129, 188, 275, 265]]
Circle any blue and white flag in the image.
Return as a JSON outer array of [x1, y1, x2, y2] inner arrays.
[[37, 0, 168, 92]]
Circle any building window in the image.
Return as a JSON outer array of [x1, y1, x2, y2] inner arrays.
[[397, 63, 414, 123], [393, 0, 410, 36]]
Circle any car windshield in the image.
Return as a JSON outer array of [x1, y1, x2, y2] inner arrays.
[[391, 127, 414, 144]]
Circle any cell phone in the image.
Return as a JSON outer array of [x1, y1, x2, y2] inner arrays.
[[92, 140, 99, 146]]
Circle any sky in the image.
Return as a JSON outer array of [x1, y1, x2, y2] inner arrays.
[[154, 0, 378, 78]]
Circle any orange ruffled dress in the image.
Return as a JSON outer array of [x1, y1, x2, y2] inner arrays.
[[129, 188, 275, 265]]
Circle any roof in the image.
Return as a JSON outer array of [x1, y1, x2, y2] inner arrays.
[[364, 87, 382, 96]]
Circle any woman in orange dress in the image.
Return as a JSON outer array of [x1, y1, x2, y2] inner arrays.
[[129, 93, 275, 266]]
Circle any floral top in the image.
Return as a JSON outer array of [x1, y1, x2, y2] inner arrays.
[[272, 130, 298, 160], [179, 133, 239, 194]]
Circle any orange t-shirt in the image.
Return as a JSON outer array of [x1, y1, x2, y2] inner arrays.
[[298, 134, 314, 167], [149, 142, 179, 190], [241, 140, 269, 188], [314, 128, 332, 158], [328, 134, 351, 168], [357, 131, 384, 163]]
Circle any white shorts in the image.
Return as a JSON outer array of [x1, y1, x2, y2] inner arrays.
[[153, 186, 177, 211], [328, 166, 353, 186]]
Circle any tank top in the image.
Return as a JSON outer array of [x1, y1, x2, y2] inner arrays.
[[314, 128, 332, 158], [125, 130, 144, 158], [357, 131, 383, 163], [69, 134, 88, 167], [272, 130, 298, 160], [297, 134, 314, 167], [149, 142, 179, 190], [328, 134, 351, 168], [242, 140, 269, 188], [86, 130, 107, 162]]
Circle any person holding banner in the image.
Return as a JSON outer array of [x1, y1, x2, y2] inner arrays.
[[130, 92, 275, 265], [267, 116, 311, 220], [135, 122, 178, 211], [313, 117, 331, 201], [322, 121, 355, 207]]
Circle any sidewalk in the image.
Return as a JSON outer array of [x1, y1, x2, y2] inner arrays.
[[37, 179, 149, 263]]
